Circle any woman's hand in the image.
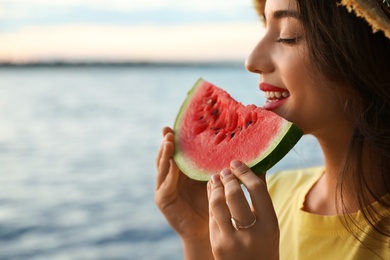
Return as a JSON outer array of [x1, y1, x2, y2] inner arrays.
[[207, 160, 279, 260], [155, 127, 213, 259]]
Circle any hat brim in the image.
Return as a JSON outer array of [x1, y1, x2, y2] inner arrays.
[[340, 0, 390, 39]]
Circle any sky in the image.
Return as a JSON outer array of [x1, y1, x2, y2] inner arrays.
[[0, 0, 264, 63]]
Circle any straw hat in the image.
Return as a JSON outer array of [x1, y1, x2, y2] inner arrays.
[[341, 0, 390, 39], [253, 0, 390, 39]]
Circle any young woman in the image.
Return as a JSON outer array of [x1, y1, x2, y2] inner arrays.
[[155, 0, 390, 259]]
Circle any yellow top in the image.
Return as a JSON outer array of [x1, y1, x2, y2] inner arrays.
[[267, 167, 390, 260]]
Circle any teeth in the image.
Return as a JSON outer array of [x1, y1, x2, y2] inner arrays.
[[264, 91, 290, 99]]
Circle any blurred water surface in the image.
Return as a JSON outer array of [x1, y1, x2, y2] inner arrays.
[[0, 65, 323, 259]]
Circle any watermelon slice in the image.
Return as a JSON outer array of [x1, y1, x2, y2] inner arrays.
[[173, 78, 302, 181]]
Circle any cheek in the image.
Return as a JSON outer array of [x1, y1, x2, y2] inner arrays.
[[275, 46, 345, 132], [279, 72, 330, 132]]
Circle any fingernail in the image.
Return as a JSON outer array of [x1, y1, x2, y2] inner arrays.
[[220, 168, 231, 178], [230, 160, 242, 169], [211, 174, 221, 184]]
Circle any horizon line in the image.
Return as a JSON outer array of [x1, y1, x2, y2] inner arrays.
[[0, 60, 246, 68]]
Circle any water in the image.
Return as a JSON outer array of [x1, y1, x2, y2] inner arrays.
[[0, 65, 323, 259]]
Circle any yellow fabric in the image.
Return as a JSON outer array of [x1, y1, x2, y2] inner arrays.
[[266, 167, 390, 260]]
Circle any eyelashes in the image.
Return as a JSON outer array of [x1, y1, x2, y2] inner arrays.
[[276, 36, 303, 45]]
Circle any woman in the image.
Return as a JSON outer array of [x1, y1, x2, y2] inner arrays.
[[155, 0, 390, 259]]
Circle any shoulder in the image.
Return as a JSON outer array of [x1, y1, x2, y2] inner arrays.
[[266, 166, 324, 197]]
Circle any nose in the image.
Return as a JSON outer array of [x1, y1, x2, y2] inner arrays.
[[245, 37, 273, 74]]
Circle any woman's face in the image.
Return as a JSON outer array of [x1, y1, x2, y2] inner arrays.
[[246, 0, 350, 137]]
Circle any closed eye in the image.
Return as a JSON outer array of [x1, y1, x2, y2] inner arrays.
[[276, 36, 303, 45]]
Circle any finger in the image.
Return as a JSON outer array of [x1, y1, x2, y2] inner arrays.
[[219, 168, 254, 227], [162, 126, 173, 137], [156, 140, 175, 190], [159, 159, 180, 193], [155, 127, 173, 169], [230, 160, 277, 225], [208, 174, 233, 232], [164, 132, 175, 144], [156, 145, 163, 169], [156, 132, 175, 178], [157, 132, 175, 170], [155, 159, 180, 209], [207, 180, 218, 233], [155, 141, 165, 169]]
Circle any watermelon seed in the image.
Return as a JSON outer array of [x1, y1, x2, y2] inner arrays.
[[207, 99, 216, 105], [199, 116, 204, 120], [212, 109, 219, 115], [246, 120, 253, 127], [231, 132, 235, 138]]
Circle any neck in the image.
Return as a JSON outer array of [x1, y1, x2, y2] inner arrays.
[[303, 128, 388, 215], [302, 130, 351, 215]]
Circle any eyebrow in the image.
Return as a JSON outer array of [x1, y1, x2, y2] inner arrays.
[[263, 10, 301, 21]]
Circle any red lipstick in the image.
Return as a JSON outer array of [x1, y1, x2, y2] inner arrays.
[[259, 82, 286, 92], [259, 82, 290, 111]]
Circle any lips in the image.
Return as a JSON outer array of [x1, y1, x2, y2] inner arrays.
[[259, 83, 290, 110], [259, 83, 290, 100]]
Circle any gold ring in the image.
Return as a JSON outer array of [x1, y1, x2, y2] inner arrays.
[[231, 214, 257, 231]]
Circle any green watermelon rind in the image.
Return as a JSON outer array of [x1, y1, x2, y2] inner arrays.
[[173, 78, 303, 181], [249, 123, 302, 175]]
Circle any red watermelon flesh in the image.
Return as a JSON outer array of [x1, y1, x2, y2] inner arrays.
[[174, 78, 302, 181]]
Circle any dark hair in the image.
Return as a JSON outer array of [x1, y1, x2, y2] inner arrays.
[[294, 0, 390, 254], [254, 0, 390, 256]]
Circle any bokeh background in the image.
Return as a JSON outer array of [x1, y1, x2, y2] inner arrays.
[[0, 1, 323, 259], [0, 0, 262, 63]]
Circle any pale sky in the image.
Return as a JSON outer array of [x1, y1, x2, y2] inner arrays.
[[0, 0, 264, 63]]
